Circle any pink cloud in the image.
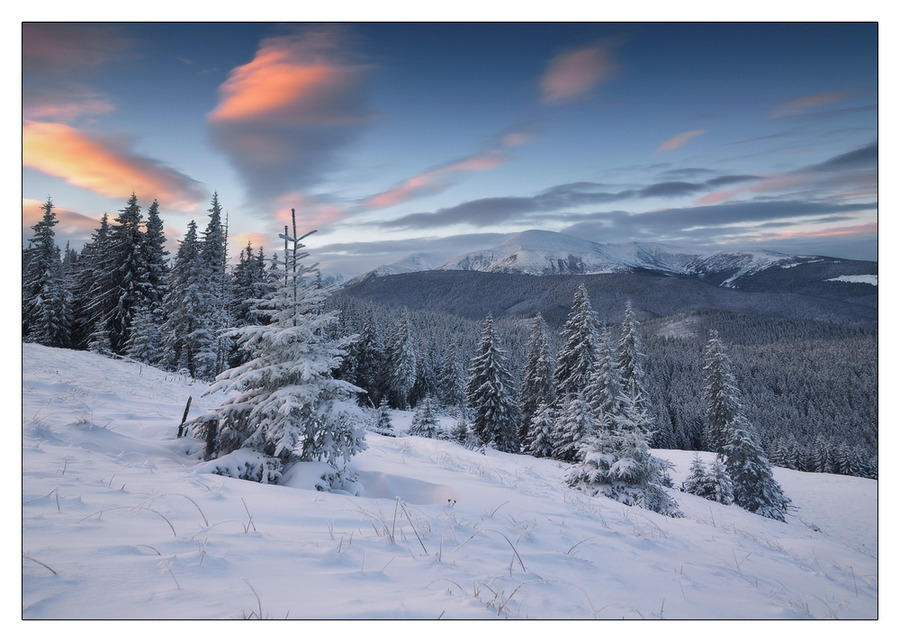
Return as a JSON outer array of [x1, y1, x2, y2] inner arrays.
[[24, 85, 115, 123], [364, 150, 510, 211], [696, 175, 805, 206], [23, 121, 206, 210], [657, 129, 707, 152], [23, 24, 133, 76], [772, 90, 852, 118], [540, 44, 618, 104], [751, 220, 877, 243]]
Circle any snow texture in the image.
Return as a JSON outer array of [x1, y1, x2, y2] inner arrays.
[[22, 343, 876, 619]]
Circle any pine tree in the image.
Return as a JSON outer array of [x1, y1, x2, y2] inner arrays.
[[466, 314, 521, 453], [72, 213, 111, 349], [409, 395, 440, 438], [616, 301, 650, 428], [103, 193, 151, 354], [200, 192, 229, 374], [554, 285, 600, 402], [370, 398, 396, 437], [681, 454, 733, 505], [703, 331, 789, 521], [519, 315, 555, 445], [586, 327, 622, 432], [160, 220, 209, 376], [141, 199, 169, 312], [352, 303, 388, 406], [438, 345, 466, 410], [23, 197, 72, 347], [703, 330, 743, 455], [200, 213, 366, 484], [722, 415, 790, 521], [552, 393, 596, 462], [523, 402, 556, 458], [387, 308, 417, 409], [566, 383, 682, 517]]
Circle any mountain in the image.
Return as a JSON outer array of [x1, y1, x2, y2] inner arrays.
[[351, 229, 876, 292]]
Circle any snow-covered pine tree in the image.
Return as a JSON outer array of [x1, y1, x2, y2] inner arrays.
[[141, 199, 169, 313], [160, 220, 210, 377], [681, 453, 733, 505], [466, 314, 521, 453], [523, 402, 556, 458], [22, 197, 72, 348], [196, 193, 230, 378], [199, 211, 366, 485], [722, 414, 789, 521], [227, 241, 274, 368], [702, 330, 743, 455], [71, 213, 111, 349], [125, 305, 166, 366], [438, 345, 466, 410], [703, 331, 789, 520], [409, 394, 440, 438], [519, 315, 555, 446], [616, 301, 651, 428], [554, 285, 600, 402], [370, 398, 396, 437], [552, 392, 596, 462], [103, 193, 152, 354], [387, 308, 417, 409], [586, 326, 623, 433], [352, 302, 388, 406], [566, 383, 682, 517]]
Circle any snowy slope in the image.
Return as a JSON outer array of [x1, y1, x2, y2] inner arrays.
[[22, 344, 877, 619]]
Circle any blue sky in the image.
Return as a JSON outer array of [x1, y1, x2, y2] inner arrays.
[[22, 21, 878, 276]]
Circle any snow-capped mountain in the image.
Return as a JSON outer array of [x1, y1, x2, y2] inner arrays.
[[345, 253, 438, 285], [419, 229, 820, 286]]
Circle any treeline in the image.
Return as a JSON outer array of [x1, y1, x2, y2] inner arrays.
[[23, 194, 268, 380]]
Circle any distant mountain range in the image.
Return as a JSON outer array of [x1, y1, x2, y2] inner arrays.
[[347, 229, 876, 289], [340, 229, 876, 328]]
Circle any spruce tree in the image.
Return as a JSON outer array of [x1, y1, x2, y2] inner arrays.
[[703, 331, 790, 521], [554, 284, 600, 402], [23, 197, 72, 347], [466, 314, 521, 453], [387, 308, 417, 409], [616, 301, 650, 428], [409, 395, 440, 438], [552, 393, 596, 462], [519, 315, 555, 445], [523, 402, 556, 458], [72, 213, 111, 349], [200, 213, 366, 484]]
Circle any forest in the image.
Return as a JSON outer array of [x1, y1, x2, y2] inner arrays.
[[22, 194, 877, 494]]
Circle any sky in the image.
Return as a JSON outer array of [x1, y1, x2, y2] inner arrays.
[[21, 20, 878, 277]]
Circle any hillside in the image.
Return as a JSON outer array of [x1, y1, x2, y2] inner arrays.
[[22, 344, 877, 619], [339, 270, 877, 329]]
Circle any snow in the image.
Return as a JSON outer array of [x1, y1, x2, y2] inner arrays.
[[22, 343, 877, 619], [826, 274, 877, 286]]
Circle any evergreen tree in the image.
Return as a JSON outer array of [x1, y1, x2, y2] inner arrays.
[[703, 331, 790, 521], [103, 193, 151, 354], [370, 398, 396, 437], [722, 415, 790, 521], [566, 384, 682, 517], [438, 345, 467, 410], [586, 327, 622, 432], [554, 284, 600, 402], [141, 199, 169, 312], [523, 402, 556, 458], [227, 242, 274, 367], [703, 330, 743, 455], [387, 308, 417, 409], [409, 395, 440, 438], [160, 220, 209, 376], [519, 315, 555, 445], [23, 197, 72, 347], [616, 301, 650, 428], [681, 454, 734, 505], [200, 192, 229, 374], [552, 393, 596, 462], [466, 314, 520, 453], [200, 215, 366, 484], [125, 305, 166, 365], [72, 213, 111, 349], [352, 303, 388, 406]]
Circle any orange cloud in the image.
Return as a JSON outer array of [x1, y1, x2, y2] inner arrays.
[[24, 86, 115, 123], [23, 120, 206, 210], [696, 175, 802, 206], [772, 90, 852, 118], [364, 150, 509, 211], [657, 129, 707, 152], [540, 44, 618, 104]]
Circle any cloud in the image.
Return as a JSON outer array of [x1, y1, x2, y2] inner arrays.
[[657, 130, 707, 152], [208, 26, 373, 200], [364, 150, 510, 211], [539, 43, 618, 105], [23, 121, 207, 209], [24, 85, 115, 123], [22, 23, 133, 76], [772, 90, 853, 118]]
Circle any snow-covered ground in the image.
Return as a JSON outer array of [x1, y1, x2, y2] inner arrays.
[[826, 274, 878, 286], [22, 343, 877, 619]]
